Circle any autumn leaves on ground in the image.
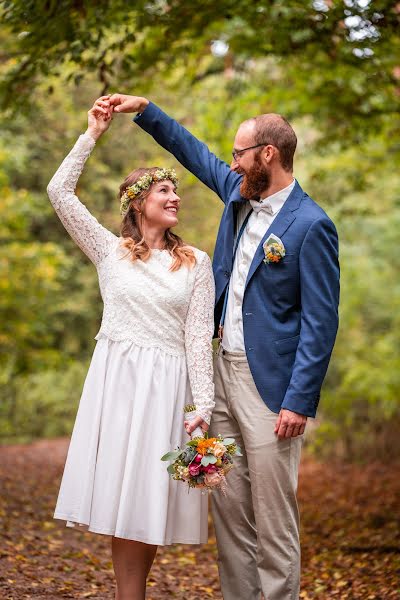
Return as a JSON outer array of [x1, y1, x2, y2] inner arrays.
[[0, 439, 399, 600]]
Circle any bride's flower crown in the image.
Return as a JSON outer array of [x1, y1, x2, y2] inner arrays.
[[120, 168, 179, 216]]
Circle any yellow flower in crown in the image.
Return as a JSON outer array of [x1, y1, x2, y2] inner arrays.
[[263, 234, 286, 264], [120, 168, 179, 216]]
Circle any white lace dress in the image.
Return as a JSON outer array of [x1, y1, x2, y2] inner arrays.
[[47, 133, 215, 545]]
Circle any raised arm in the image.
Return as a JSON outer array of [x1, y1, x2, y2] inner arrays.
[[47, 98, 117, 267], [108, 94, 241, 204], [185, 253, 216, 426]]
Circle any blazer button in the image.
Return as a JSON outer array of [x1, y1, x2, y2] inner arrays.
[[224, 271, 230, 278]]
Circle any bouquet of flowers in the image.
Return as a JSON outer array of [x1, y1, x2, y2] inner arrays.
[[161, 405, 242, 494]]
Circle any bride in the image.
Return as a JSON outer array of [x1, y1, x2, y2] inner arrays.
[[47, 96, 215, 599]]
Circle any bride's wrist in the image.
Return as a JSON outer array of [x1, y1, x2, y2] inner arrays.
[[85, 127, 102, 141]]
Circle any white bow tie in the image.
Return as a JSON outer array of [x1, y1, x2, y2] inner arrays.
[[249, 199, 274, 215]]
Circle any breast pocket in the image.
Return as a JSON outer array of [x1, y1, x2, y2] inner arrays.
[[279, 253, 297, 263], [257, 252, 300, 312], [263, 253, 299, 289]]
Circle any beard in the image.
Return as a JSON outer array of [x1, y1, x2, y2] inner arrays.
[[239, 153, 270, 200]]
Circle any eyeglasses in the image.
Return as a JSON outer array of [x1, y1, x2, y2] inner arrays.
[[232, 142, 270, 161]]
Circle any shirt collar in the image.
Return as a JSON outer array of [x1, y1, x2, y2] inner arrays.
[[249, 179, 295, 215]]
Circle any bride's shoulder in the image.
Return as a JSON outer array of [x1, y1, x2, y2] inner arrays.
[[184, 245, 211, 265]]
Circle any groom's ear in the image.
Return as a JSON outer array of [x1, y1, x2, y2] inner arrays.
[[263, 145, 278, 165]]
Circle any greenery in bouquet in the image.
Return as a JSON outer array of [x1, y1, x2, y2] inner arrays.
[[161, 431, 242, 493]]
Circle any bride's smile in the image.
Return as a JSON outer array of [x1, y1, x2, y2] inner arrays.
[[143, 181, 181, 227]]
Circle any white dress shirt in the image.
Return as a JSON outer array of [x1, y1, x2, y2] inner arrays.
[[222, 179, 296, 352]]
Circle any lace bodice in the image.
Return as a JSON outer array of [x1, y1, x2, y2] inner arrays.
[[47, 133, 215, 423]]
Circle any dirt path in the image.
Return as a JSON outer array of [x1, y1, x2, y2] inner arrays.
[[0, 439, 399, 599]]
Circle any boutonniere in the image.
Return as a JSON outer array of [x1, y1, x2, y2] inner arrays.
[[263, 234, 286, 264]]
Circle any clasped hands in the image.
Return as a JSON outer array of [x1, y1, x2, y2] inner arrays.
[[87, 94, 149, 139]]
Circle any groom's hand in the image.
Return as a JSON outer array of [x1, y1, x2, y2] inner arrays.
[[109, 94, 149, 114], [275, 409, 307, 439]]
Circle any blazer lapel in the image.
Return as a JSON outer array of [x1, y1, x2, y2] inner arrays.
[[245, 181, 304, 289]]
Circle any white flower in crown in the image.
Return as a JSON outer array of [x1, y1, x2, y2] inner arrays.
[[120, 168, 179, 216], [263, 234, 286, 264]]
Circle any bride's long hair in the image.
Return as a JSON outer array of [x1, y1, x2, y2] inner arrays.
[[119, 167, 196, 272]]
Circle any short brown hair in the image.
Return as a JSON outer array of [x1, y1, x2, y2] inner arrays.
[[250, 114, 297, 171]]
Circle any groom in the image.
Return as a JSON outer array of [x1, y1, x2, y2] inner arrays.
[[107, 94, 340, 599]]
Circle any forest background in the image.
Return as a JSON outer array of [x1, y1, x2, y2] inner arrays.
[[0, 0, 399, 461]]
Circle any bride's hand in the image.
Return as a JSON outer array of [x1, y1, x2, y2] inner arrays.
[[86, 95, 113, 141], [184, 415, 209, 436]]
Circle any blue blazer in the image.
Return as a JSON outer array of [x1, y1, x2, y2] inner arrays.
[[134, 103, 340, 418]]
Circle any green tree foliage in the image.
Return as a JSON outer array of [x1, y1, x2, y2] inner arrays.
[[1, 1, 399, 143], [301, 142, 400, 459]]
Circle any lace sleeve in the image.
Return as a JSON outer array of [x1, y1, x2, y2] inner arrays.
[[47, 132, 117, 266], [185, 252, 216, 424]]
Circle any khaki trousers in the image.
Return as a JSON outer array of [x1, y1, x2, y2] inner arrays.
[[209, 346, 303, 600]]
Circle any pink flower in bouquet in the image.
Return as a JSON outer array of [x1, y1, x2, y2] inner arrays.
[[203, 465, 217, 473], [189, 463, 201, 477], [194, 453, 202, 463], [204, 471, 222, 487]]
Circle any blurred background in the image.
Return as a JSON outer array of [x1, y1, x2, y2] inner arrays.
[[0, 0, 399, 460]]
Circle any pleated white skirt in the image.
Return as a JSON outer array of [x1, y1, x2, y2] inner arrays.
[[54, 338, 208, 545]]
